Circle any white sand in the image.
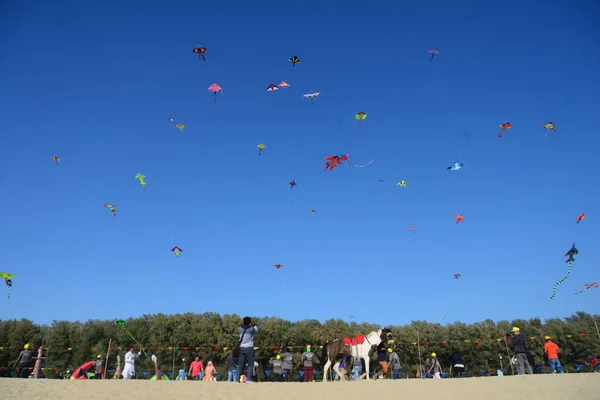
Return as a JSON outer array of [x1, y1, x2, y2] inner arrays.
[[1, 374, 599, 400]]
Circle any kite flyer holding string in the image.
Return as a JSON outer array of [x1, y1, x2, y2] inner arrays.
[[122, 346, 141, 379]]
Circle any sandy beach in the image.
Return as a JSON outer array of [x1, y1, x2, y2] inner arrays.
[[1, 375, 599, 400]]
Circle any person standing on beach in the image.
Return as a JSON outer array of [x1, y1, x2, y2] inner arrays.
[[388, 348, 402, 379], [13, 344, 33, 378], [94, 355, 104, 379], [269, 354, 284, 381], [189, 355, 204, 380], [543, 336, 563, 374], [449, 348, 465, 378], [301, 345, 317, 382], [226, 352, 236, 382], [281, 346, 294, 382], [235, 316, 259, 383], [429, 353, 443, 379], [510, 327, 533, 375], [122, 346, 141, 379]]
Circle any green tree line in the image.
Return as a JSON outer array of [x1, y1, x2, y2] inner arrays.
[[0, 311, 598, 379]]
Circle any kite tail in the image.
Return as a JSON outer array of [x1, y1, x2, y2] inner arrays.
[[347, 159, 374, 168], [550, 261, 573, 300]]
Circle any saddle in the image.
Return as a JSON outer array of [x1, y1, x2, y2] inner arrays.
[[343, 335, 365, 346]]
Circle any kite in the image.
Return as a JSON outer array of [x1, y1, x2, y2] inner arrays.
[[171, 246, 183, 257], [310, 209, 316, 215], [289, 180, 296, 190], [397, 181, 406, 187], [274, 264, 283, 269], [52, 156, 60, 166], [498, 122, 512, 139], [454, 214, 464, 224], [447, 162, 463, 171], [408, 226, 416, 234], [1, 272, 16, 301], [428, 48, 440, 61], [169, 117, 185, 131], [104, 204, 116, 218], [192, 46, 206, 61], [355, 111, 367, 121], [550, 243, 579, 300], [540, 122, 556, 136], [453, 273, 461, 279], [576, 213, 585, 224], [324, 154, 349, 171], [257, 144, 265, 155], [135, 174, 146, 188], [377, 179, 384, 183], [565, 243, 578, 263], [289, 56, 300, 70], [302, 92, 321, 103], [266, 83, 279, 92], [575, 282, 598, 295], [278, 81, 290, 88], [208, 83, 223, 102]]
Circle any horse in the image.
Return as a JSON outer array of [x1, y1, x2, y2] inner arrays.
[[321, 328, 393, 381]]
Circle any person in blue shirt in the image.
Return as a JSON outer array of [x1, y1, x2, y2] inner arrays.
[[235, 317, 259, 383]]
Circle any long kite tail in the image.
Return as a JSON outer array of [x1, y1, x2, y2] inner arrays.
[[550, 261, 573, 300], [346, 159, 374, 168]]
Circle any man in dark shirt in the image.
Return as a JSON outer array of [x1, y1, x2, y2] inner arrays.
[[449, 348, 465, 378], [13, 344, 33, 378], [510, 327, 533, 375], [373, 343, 389, 379]]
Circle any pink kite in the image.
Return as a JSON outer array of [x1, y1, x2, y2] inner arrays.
[[208, 83, 223, 102]]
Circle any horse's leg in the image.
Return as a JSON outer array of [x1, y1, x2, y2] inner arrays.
[[323, 358, 331, 382], [362, 346, 370, 380]]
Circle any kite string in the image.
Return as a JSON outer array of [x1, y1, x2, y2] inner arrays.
[[117, 323, 153, 362], [550, 262, 573, 300]]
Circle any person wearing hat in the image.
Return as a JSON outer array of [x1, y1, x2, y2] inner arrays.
[[428, 352, 443, 379], [387, 348, 402, 379], [13, 344, 33, 378], [269, 354, 284, 381], [301, 345, 317, 382], [94, 354, 104, 379], [543, 336, 563, 374], [510, 327, 533, 375]]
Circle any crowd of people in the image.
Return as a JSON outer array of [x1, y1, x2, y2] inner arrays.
[[10, 322, 570, 381]]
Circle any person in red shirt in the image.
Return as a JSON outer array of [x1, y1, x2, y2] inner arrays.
[[543, 336, 563, 374], [188, 355, 204, 380]]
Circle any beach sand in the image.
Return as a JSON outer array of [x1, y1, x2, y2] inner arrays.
[[1, 375, 598, 400]]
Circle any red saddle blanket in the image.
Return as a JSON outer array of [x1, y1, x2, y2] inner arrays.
[[343, 334, 365, 346]]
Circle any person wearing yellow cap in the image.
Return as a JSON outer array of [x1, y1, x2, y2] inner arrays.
[[543, 336, 563, 374], [269, 354, 284, 381], [13, 344, 33, 378], [387, 348, 402, 379], [428, 352, 443, 379], [301, 345, 317, 382], [509, 327, 533, 375], [93, 355, 104, 379]]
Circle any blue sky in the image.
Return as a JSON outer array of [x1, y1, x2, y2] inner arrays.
[[0, 1, 598, 327]]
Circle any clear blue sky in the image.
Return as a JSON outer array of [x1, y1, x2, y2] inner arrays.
[[1, 1, 598, 327]]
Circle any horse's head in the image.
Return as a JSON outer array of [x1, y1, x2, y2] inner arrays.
[[380, 328, 394, 345]]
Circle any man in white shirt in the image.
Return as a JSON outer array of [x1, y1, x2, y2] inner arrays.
[[122, 347, 141, 379]]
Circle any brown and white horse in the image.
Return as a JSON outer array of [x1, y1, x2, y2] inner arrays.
[[321, 328, 392, 381]]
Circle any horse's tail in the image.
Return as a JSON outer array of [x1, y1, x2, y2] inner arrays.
[[321, 342, 328, 365]]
